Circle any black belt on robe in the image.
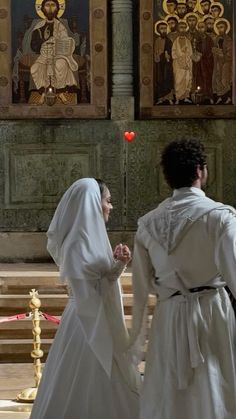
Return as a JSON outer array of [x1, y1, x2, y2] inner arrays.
[[171, 286, 236, 317], [171, 286, 216, 297]]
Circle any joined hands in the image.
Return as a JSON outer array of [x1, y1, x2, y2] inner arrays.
[[113, 243, 132, 265]]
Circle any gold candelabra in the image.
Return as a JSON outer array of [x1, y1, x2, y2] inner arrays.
[[17, 289, 44, 403]]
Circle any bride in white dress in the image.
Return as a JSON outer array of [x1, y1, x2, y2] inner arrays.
[[30, 178, 140, 419]]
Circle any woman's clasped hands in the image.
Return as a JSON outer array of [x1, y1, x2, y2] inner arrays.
[[113, 243, 132, 265]]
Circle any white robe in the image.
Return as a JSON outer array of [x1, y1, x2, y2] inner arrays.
[[131, 187, 236, 419], [30, 178, 140, 419], [30, 19, 78, 90], [172, 36, 193, 100]]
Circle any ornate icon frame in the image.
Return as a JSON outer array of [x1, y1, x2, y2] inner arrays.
[[139, 0, 236, 119], [0, 0, 108, 119]]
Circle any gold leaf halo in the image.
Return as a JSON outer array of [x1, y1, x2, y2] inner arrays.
[[210, 2, 224, 18], [192, 0, 200, 13], [165, 13, 180, 22], [162, 0, 178, 15], [198, 0, 214, 15], [184, 11, 199, 21], [154, 19, 168, 36], [165, 14, 180, 33], [202, 13, 214, 21], [214, 17, 231, 35], [35, 0, 65, 19]]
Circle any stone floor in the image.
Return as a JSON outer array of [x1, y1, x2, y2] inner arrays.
[[0, 364, 35, 418], [0, 265, 55, 417], [0, 400, 32, 418], [0, 263, 139, 418]]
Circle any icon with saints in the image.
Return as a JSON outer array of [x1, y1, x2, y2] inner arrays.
[[12, 0, 90, 105], [153, 0, 233, 105]]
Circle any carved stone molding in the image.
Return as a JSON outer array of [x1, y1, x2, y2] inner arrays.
[[64, 107, 74, 117], [0, 76, 8, 86], [142, 77, 151, 86], [94, 76, 105, 86], [142, 43, 152, 54], [94, 43, 103, 52], [3, 144, 100, 209], [28, 108, 38, 117], [0, 121, 123, 231], [143, 11, 151, 20], [0, 42, 7, 52], [93, 8, 104, 19], [0, 8, 7, 19], [0, 106, 9, 114], [110, 97, 134, 120]]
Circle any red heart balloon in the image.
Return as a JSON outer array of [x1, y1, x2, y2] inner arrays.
[[124, 131, 135, 142]]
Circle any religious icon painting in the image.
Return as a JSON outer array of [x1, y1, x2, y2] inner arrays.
[[140, 0, 236, 118], [0, 0, 108, 119]]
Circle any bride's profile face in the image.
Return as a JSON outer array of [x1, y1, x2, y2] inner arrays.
[[101, 187, 113, 223]]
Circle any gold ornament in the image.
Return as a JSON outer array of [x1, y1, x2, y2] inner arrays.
[[35, 0, 65, 19], [162, 0, 179, 15], [210, 2, 224, 18], [214, 17, 231, 35], [184, 12, 199, 21], [16, 289, 44, 403], [198, 0, 214, 15]]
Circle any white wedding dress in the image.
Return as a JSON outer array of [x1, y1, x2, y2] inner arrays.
[[30, 178, 140, 419]]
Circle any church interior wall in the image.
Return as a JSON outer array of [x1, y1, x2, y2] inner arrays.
[[0, 118, 234, 261], [0, 0, 235, 260]]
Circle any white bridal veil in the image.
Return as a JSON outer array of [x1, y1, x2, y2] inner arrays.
[[47, 177, 113, 278], [47, 178, 140, 393]]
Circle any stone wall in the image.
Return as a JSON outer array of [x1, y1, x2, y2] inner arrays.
[[0, 118, 235, 261], [0, 0, 236, 260]]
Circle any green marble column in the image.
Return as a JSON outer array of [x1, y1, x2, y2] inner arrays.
[[111, 0, 134, 119]]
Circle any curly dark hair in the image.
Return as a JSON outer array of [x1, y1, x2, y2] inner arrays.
[[161, 139, 207, 189]]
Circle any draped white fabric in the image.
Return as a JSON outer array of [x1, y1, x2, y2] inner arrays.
[[47, 177, 113, 277], [131, 187, 236, 419], [30, 178, 140, 419], [30, 19, 78, 90]]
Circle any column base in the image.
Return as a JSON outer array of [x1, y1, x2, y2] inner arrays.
[[110, 96, 134, 120]]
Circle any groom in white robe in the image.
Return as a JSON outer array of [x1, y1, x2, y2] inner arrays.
[[130, 139, 236, 419]]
